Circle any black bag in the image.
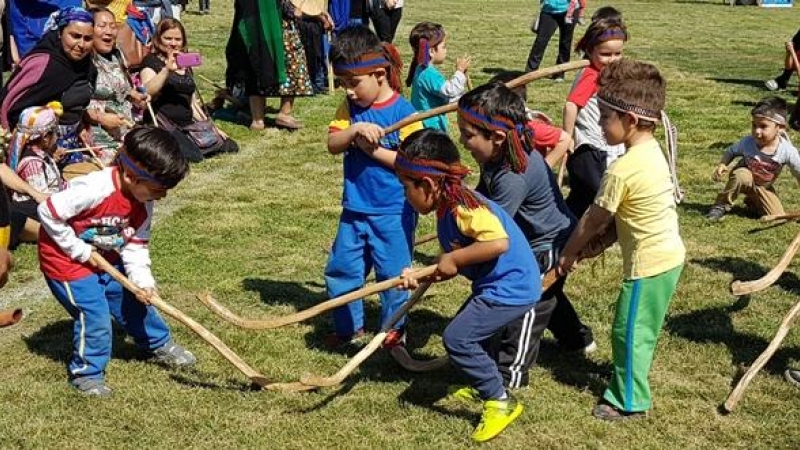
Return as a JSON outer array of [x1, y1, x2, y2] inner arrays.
[[157, 113, 225, 155]]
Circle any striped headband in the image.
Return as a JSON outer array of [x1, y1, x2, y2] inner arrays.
[[596, 95, 661, 122], [334, 52, 390, 76], [416, 30, 445, 68], [118, 152, 168, 188], [395, 151, 482, 213], [457, 105, 531, 174], [753, 113, 787, 126]]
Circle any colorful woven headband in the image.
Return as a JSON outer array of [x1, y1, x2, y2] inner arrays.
[[596, 95, 661, 122], [45, 7, 94, 31], [416, 30, 445, 68], [395, 151, 482, 213], [333, 52, 390, 76], [753, 113, 787, 126], [118, 152, 168, 188], [457, 105, 531, 174]]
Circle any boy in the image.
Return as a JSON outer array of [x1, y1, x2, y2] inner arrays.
[[396, 129, 540, 442], [324, 26, 422, 347], [706, 97, 800, 221], [38, 127, 195, 397], [558, 59, 685, 420], [457, 83, 595, 391]]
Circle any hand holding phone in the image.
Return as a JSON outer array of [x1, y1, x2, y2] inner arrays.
[[176, 52, 203, 69]]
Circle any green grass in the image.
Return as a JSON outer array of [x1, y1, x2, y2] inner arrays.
[[2, 0, 800, 447]]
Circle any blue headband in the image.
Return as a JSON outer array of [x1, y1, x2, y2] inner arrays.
[[118, 153, 167, 187], [45, 7, 94, 31], [333, 53, 390, 75]]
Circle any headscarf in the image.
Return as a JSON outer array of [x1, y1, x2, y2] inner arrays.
[[43, 6, 94, 31], [7, 102, 63, 171]]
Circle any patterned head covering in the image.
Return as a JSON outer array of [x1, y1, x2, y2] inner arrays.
[[44, 6, 94, 32], [7, 102, 63, 171]]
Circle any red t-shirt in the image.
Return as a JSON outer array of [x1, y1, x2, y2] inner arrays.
[[567, 65, 601, 108], [526, 120, 562, 156]]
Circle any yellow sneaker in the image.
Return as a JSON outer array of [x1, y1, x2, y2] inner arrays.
[[471, 395, 523, 443], [447, 385, 481, 403]]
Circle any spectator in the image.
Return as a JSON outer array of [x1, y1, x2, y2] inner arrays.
[[367, 0, 403, 43], [524, 0, 581, 78]]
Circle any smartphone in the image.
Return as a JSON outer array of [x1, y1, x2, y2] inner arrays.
[[176, 52, 202, 68]]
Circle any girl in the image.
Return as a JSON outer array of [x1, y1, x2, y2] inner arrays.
[[407, 22, 471, 131], [562, 18, 627, 218], [8, 103, 67, 248]]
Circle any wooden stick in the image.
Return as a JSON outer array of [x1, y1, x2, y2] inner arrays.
[[760, 212, 800, 223], [62, 146, 113, 154], [300, 281, 434, 387], [390, 268, 562, 372], [327, 31, 335, 95], [731, 230, 800, 296], [195, 74, 245, 108], [147, 102, 159, 128], [556, 152, 568, 188], [91, 253, 273, 389], [723, 297, 800, 412], [198, 265, 438, 330], [383, 60, 589, 135], [466, 72, 473, 91], [324, 232, 437, 255], [0, 308, 23, 328]]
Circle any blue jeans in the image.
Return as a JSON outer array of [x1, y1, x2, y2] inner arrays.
[[324, 209, 416, 337], [46, 269, 171, 380]]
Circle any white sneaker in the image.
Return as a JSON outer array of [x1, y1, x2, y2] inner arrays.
[[765, 79, 780, 91]]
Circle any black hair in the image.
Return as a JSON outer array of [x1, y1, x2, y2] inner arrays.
[[457, 83, 528, 137], [591, 6, 622, 23], [88, 6, 114, 17], [575, 18, 627, 55], [400, 129, 460, 165], [406, 21, 445, 87], [121, 127, 189, 188], [488, 71, 528, 102], [331, 25, 404, 92], [752, 96, 788, 122]]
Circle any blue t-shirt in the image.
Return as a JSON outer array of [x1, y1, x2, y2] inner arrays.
[[329, 92, 423, 214], [437, 196, 541, 305], [410, 65, 450, 131], [541, 0, 570, 14]]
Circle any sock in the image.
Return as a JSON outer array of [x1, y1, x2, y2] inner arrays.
[[777, 69, 793, 85]]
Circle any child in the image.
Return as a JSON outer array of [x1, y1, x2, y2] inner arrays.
[[488, 71, 573, 168], [407, 21, 471, 131], [7, 103, 67, 248], [562, 18, 627, 218], [765, 27, 800, 92], [559, 59, 685, 420], [396, 129, 540, 442], [706, 97, 800, 221], [37, 127, 195, 397], [324, 26, 422, 347], [457, 83, 594, 391]]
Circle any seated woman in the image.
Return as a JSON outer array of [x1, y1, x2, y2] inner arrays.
[[141, 18, 238, 162], [6, 103, 66, 248], [87, 6, 149, 153], [0, 7, 96, 162]]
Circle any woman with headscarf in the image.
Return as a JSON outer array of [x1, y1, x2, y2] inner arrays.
[[0, 7, 96, 160]]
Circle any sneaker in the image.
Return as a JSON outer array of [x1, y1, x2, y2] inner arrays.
[[785, 369, 800, 388], [765, 79, 784, 91], [323, 328, 366, 349], [382, 328, 406, 349], [447, 385, 481, 403], [706, 205, 727, 222], [71, 377, 112, 397], [150, 341, 196, 368], [472, 394, 524, 442], [583, 341, 598, 354]]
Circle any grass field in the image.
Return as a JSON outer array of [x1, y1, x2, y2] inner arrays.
[[2, 0, 800, 448]]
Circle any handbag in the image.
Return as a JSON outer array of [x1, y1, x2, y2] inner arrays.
[[157, 112, 225, 155]]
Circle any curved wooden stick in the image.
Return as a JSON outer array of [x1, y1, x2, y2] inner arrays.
[[383, 60, 589, 134], [723, 298, 800, 412], [390, 268, 562, 372], [0, 308, 23, 328], [92, 254, 274, 389], [731, 230, 800, 296], [556, 152, 568, 188], [760, 212, 800, 223], [198, 265, 438, 330], [300, 281, 433, 387]]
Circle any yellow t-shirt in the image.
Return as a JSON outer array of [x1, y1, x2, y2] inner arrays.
[[594, 139, 685, 279]]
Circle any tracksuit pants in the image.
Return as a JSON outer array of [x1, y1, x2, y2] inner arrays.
[[324, 209, 416, 337], [46, 268, 172, 381]]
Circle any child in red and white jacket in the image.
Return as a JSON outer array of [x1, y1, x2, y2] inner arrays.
[[38, 127, 195, 397]]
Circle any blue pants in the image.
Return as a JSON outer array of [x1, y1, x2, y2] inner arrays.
[[324, 209, 416, 337], [444, 296, 534, 400], [46, 269, 172, 381]]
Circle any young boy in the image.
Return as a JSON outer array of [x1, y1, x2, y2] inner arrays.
[[325, 26, 422, 347], [558, 59, 685, 420], [396, 129, 540, 442], [457, 83, 594, 391], [38, 127, 195, 397], [706, 97, 800, 221]]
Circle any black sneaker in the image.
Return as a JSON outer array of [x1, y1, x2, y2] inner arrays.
[[706, 205, 727, 222], [785, 369, 800, 388]]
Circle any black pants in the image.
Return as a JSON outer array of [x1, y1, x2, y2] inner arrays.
[[487, 246, 594, 388], [565, 144, 606, 219], [368, 1, 402, 43], [525, 11, 575, 72], [199, 0, 209, 11]]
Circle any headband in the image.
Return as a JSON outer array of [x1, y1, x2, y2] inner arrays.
[[589, 28, 627, 47], [333, 52, 390, 76], [416, 29, 445, 68], [45, 7, 94, 31], [118, 152, 168, 188], [753, 113, 787, 126], [457, 105, 532, 174], [596, 94, 684, 203], [395, 151, 483, 214]]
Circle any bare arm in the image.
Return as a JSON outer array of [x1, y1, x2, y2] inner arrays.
[[563, 101, 579, 138], [558, 204, 614, 274], [140, 53, 177, 97], [434, 238, 509, 282], [544, 130, 572, 168], [0, 165, 46, 202]]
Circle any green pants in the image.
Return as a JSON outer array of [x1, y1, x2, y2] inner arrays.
[[603, 264, 683, 412]]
